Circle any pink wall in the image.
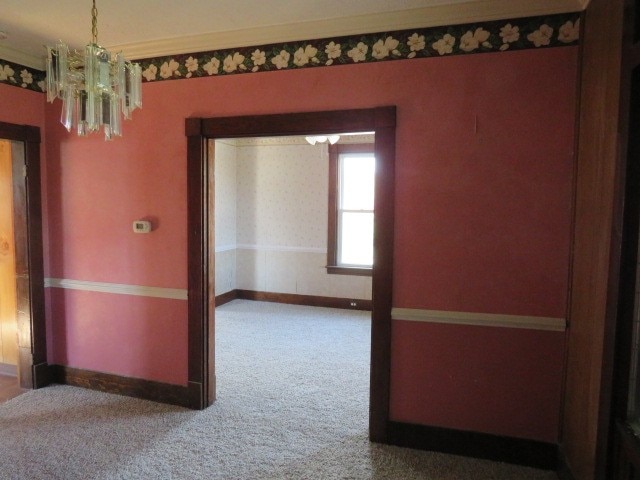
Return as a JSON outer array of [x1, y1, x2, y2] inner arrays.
[[0, 83, 44, 127], [393, 62, 574, 317], [391, 321, 566, 442], [42, 46, 578, 442], [48, 289, 187, 384], [43, 123, 187, 288]]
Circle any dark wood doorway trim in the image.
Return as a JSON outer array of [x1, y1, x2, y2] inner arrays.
[[0, 121, 49, 389], [185, 107, 396, 442], [603, 0, 640, 477]]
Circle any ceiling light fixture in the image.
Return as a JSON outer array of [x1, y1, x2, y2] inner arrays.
[[305, 135, 340, 146], [45, 0, 142, 140]]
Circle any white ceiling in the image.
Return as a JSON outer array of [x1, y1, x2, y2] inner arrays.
[[0, 0, 587, 70]]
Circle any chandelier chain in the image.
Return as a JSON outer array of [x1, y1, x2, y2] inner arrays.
[[91, 0, 98, 44]]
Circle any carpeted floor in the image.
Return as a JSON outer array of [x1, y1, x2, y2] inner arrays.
[[0, 300, 558, 479]]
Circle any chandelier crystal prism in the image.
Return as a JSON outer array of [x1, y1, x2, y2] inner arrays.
[[45, 0, 142, 140]]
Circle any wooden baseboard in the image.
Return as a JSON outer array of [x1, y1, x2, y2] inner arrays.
[[557, 447, 576, 480], [215, 289, 238, 307], [387, 421, 558, 470], [215, 289, 372, 311], [32, 361, 53, 388], [51, 365, 193, 409], [0, 362, 17, 377]]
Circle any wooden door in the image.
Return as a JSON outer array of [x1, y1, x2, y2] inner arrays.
[[0, 140, 18, 369]]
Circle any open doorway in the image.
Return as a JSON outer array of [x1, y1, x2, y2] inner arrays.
[[185, 107, 396, 442], [212, 133, 374, 307], [0, 139, 21, 400], [0, 121, 48, 396], [210, 133, 375, 442]]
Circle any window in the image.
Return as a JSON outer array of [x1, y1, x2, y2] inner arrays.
[[327, 143, 374, 276]]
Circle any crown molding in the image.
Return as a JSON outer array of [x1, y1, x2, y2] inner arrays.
[[0, 44, 44, 71], [115, 0, 583, 60]]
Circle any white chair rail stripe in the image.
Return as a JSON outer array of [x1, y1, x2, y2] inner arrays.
[[44, 278, 188, 300], [391, 307, 566, 331]]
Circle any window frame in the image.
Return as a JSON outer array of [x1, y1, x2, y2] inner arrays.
[[327, 142, 374, 276]]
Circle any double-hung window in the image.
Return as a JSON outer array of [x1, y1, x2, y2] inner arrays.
[[327, 143, 374, 276]]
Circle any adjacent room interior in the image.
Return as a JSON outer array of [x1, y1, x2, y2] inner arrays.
[[211, 133, 375, 436], [212, 134, 374, 305]]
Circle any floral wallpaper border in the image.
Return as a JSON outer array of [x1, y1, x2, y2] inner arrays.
[[137, 12, 580, 83], [0, 58, 45, 93], [0, 11, 580, 92]]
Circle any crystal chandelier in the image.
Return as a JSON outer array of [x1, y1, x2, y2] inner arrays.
[[45, 0, 142, 140]]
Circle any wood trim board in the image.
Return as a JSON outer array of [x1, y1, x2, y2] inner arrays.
[[391, 308, 566, 331], [387, 421, 558, 470], [44, 278, 188, 300], [186, 118, 209, 409], [602, 2, 640, 479], [215, 289, 372, 311], [0, 362, 17, 377], [51, 365, 192, 409], [561, 1, 629, 479], [325, 266, 372, 276], [214, 290, 238, 307], [557, 449, 578, 480]]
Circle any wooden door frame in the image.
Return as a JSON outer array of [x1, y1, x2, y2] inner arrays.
[[185, 107, 396, 442], [0, 121, 48, 389], [603, 0, 640, 476]]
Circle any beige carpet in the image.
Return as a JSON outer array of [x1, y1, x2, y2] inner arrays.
[[0, 300, 558, 479]]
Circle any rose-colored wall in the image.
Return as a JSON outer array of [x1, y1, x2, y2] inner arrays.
[[391, 322, 566, 442], [43, 46, 577, 442], [394, 80, 574, 317], [48, 289, 187, 384], [0, 83, 44, 127]]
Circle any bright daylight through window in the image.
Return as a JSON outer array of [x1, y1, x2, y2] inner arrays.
[[338, 152, 374, 267]]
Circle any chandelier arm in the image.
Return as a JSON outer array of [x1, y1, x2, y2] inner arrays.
[[91, 0, 98, 45]]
